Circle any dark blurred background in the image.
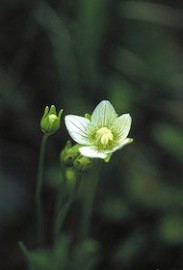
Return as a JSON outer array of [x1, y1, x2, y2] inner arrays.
[[0, 0, 183, 269]]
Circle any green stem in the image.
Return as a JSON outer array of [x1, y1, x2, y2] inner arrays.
[[54, 163, 66, 219], [54, 172, 82, 245], [80, 170, 99, 238], [53, 164, 66, 243], [36, 134, 49, 246]]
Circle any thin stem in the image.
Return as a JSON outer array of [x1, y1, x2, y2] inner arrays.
[[53, 164, 66, 243], [54, 172, 82, 245], [54, 163, 66, 220], [80, 169, 99, 238], [36, 134, 49, 246]]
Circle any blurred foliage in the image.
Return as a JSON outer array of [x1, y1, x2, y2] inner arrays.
[[0, 0, 183, 269], [20, 236, 98, 270]]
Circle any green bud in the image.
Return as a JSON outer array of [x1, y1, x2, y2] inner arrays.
[[73, 155, 93, 173], [60, 142, 80, 167], [65, 168, 76, 182], [40, 105, 63, 135], [65, 168, 77, 191]]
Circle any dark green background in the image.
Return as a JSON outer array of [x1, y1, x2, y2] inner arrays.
[[0, 0, 183, 269]]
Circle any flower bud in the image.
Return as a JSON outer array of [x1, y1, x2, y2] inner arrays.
[[40, 105, 63, 135], [73, 155, 93, 173], [60, 141, 80, 167], [65, 168, 77, 190]]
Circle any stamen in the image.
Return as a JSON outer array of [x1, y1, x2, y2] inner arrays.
[[96, 127, 114, 147]]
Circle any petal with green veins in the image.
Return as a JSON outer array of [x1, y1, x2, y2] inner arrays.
[[65, 115, 91, 145], [79, 146, 108, 159], [112, 114, 132, 141], [106, 138, 133, 153], [91, 100, 117, 128]]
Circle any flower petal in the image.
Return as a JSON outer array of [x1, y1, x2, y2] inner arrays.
[[113, 114, 132, 141], [79, 146, 108, 159], [65, 115, 91, 145], [106, 138, 133, 154], [91, 100, 117, 128]]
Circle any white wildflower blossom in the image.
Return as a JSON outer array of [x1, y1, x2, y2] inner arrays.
[[65, 100, 133, 160]]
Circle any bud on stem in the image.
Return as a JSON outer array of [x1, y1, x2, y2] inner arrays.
[[40, 105, 63, 135]]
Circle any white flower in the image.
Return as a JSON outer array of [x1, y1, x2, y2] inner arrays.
[[65, 100, 133, 160]]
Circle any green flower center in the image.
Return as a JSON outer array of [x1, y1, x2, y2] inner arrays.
[[96, 127, 114, 148]]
